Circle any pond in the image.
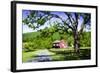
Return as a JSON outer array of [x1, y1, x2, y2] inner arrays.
[[27, 55, 52, 62]]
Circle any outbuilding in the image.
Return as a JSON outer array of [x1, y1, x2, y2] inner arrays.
[[52, 40, 68, 48]]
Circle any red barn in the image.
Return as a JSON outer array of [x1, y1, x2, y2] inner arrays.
[[52, 40, 68, 48]]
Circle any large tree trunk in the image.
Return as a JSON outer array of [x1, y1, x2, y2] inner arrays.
[[73, 31, 80, 53]]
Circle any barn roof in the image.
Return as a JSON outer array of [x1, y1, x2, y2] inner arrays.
[[53, 40, 60, 43]]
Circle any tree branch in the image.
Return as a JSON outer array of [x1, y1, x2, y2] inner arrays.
[[64, 12, 77, 31], [74, 13, 79, 30], [51, 14, 74, 30]]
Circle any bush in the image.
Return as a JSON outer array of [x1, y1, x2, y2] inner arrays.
[[23, 42, 38, 51]]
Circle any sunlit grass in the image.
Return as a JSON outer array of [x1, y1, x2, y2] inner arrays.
[[22, 51, 37, 62]]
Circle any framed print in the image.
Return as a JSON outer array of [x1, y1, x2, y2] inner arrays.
[[11, 1, 98, 72]]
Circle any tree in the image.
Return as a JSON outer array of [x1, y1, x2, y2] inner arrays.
[[22, 10, 91, 53]]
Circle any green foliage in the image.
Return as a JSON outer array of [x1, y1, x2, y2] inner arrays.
[[23, 32, 40, 42], [22, 10, 91, 53], [22, 25, 91, 52], [52, 32, 61, 41], [65, 31, 74, 46], [80, 32, 91, 47], [22, 42, 38, 51]]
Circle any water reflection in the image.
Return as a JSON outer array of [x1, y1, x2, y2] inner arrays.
[[28, 55, 52, 62]]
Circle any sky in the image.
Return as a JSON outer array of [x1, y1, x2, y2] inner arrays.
[[22, 10, 34, 33], [22, 10, 91, 33]]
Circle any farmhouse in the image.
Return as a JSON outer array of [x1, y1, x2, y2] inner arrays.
[[52, 40, 68, 48]]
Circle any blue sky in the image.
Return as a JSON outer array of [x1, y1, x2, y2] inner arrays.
[[22, 10, 90, 33]]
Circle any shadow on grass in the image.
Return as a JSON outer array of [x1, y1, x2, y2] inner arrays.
[[49, 49, 91, 61]]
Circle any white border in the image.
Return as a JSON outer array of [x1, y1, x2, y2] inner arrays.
[[16, 3, 96, 70]]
